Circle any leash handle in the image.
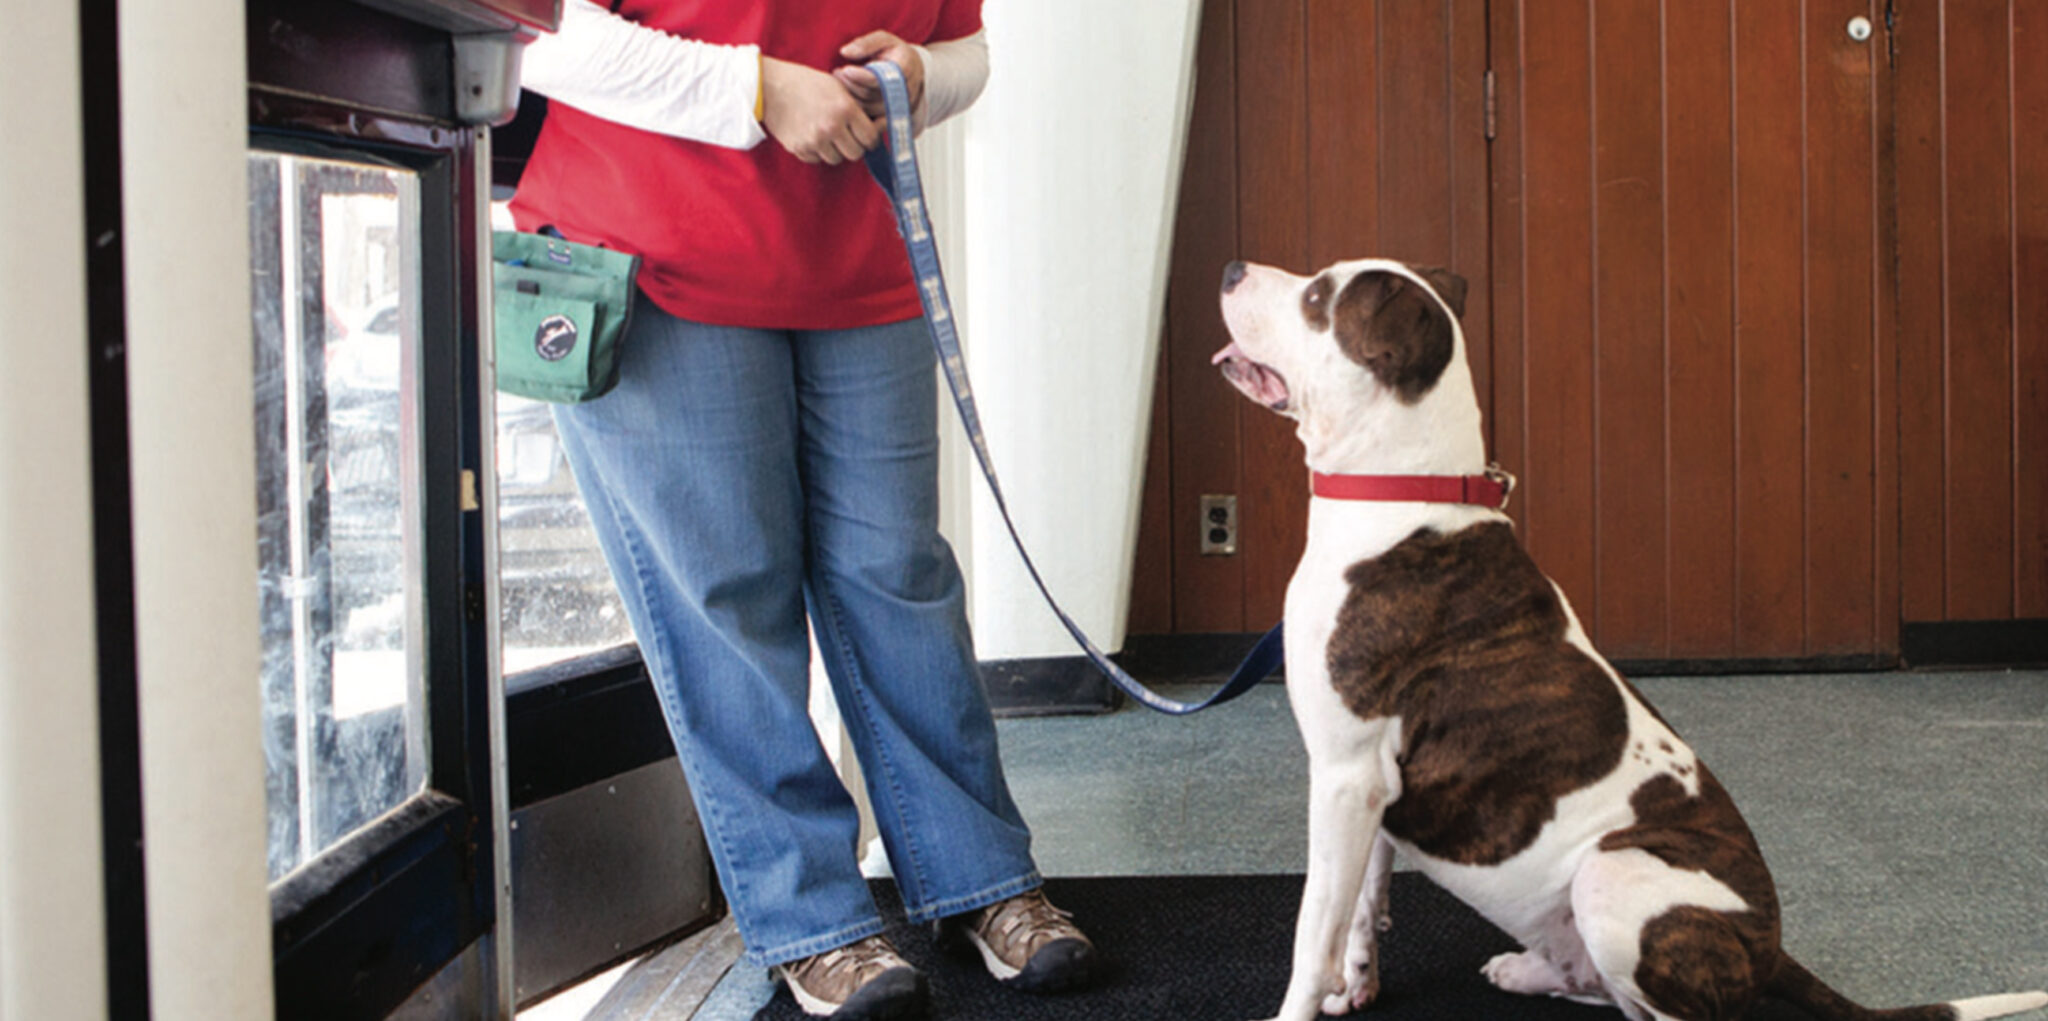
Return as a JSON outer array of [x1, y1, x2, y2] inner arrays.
[[860, 61, 1281, 715]]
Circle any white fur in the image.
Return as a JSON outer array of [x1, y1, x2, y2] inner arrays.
[[1957, 994, 2048, 1021]]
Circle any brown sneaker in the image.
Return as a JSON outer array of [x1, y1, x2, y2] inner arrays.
[[773, 935, 928, 1019], [936, 888, 1098, 993]]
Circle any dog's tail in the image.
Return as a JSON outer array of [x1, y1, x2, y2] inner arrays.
[[1767, 953, 2048, 1021]]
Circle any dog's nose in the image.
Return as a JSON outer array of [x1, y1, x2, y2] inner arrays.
[[1221, 260, 1248, 294]]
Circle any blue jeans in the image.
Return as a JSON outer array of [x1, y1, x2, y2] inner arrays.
[[550, 292, 1041, 967]]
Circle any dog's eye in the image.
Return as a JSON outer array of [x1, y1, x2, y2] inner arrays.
[[1301, 275, 1335, 328]]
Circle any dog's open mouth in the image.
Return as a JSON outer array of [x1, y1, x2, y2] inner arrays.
[[1212, 342, 1291, 411]]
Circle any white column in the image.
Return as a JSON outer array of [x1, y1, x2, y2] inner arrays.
[[960, 1, 1203, 660], [119, 0, 277, 1016], [0, 3, 111, 1018]]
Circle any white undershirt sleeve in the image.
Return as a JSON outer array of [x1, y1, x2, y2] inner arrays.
[[518, 0, 766, 150], [910, 29, 989, 133]]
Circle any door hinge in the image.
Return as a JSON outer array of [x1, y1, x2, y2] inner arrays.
[[1483, 69, 1497, 141]]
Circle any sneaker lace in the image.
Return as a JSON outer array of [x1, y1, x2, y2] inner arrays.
[[989, 891, 1078, 949], [812, 936, 900, 983]]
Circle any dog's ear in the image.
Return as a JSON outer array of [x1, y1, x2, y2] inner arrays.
[[1334, 270, 1456, 405], [1410, 265, 1467, 319]]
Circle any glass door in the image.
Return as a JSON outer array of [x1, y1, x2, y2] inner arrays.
[[249, 124, 501, 1020], [253, 151, 432, 882]]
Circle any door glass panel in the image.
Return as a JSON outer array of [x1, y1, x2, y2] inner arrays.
[[495, 391, 634, 679], [252, 151, 429, 882]]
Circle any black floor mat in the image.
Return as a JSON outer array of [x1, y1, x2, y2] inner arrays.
[[750, 873, 1820, 1020]]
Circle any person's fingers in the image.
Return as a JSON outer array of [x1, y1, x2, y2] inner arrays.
[[761, 52, 890, 165], [828, 126, 867, 163], [850, 113, 882, 152], [834, 66, 878, 92], [839, 30, 900, 61], [832, 71, 883, 115]]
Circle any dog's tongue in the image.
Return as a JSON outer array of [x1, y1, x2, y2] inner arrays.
[[1213, 341, 1290, 410]]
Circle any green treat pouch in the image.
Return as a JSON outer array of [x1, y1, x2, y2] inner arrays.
[[492, 230, 640, 404]]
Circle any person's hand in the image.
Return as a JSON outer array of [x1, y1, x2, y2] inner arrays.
[[833, 30, 925, 121], [760, 55, 883, 165]]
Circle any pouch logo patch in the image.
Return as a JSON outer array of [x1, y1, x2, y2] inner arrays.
[[534, 314, 578, 362]]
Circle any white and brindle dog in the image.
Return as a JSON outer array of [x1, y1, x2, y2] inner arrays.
[[1214, 257, 2048, 1021]]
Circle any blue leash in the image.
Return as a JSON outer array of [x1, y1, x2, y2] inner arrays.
[[860, 61, 1283, 715]]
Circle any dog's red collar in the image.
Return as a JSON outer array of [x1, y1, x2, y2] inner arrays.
[[1310, 465, 1517, 510]]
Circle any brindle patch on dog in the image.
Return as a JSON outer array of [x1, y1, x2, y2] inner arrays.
[[1328, 521, 1629, 865], [1634, 906, 1764, 1021], [1603, 769, 1782, 1020], [1601, 769, 1776, 917]]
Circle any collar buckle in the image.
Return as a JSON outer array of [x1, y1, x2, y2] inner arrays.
[[1484, 463, 1517, 511]]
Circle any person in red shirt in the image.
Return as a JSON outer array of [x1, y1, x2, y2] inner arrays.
[[513, 3, 1096, 1016]]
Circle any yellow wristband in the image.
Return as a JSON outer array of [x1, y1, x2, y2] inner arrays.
[[755, 51, 765, 121]]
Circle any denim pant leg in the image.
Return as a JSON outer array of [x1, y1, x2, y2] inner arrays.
[[792, 318, 1041, 925], [549, 295, 884, 967]]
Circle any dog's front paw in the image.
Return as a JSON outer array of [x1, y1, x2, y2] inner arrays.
[[1318, 973, 1384, 1014], [1320, 954, 1381, 1015]]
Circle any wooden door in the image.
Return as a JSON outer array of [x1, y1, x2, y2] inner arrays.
[[1134, 0, 2042, 665], [1489, 0, 1896, 664], [1130, 0, 1492, 635]]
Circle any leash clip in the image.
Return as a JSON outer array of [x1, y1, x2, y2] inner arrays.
[[1485, 463, 1518, 511]]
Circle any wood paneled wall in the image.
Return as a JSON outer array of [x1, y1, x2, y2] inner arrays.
[[1129, 0, 1489, 635], [1130, 0, 2045, 660], [1895, 0, 2048, 624]]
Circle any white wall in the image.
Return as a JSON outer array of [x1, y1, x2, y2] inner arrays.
[[0, 4, 111, 1018], [922, 115, 976, 600], [959, 0, 1203, 660], [119, 0, 278, 1016]]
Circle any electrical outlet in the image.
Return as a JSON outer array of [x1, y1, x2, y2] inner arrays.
[[1200, 494, 1237, 556]]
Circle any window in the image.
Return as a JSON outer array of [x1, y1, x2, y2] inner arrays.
[[251, 151, 429, 881], [495, 394, 634, 677]]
